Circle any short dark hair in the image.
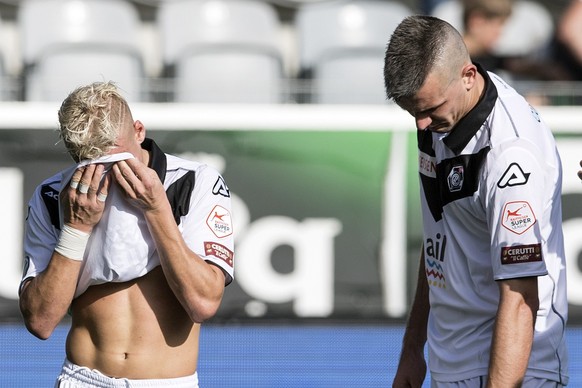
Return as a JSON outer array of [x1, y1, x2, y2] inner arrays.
[[384, 15, 468, 105]]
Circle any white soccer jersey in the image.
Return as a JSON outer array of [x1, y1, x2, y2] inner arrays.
[[21, 138, 234, 298], [418, 66, 568, 383]]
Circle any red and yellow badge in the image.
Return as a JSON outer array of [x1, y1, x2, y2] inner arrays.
[[204, 241, 234, 267], [501, 200, 536, 235], [500, 243, 542, 265], [206, 205, 233, 238]]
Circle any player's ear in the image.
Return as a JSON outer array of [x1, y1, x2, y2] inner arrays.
[[133, 120, 146, 143], [461, 63, 478, 90]]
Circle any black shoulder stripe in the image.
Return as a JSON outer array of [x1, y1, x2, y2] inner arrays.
[[437, 146, 490, 207], [420, 173, 443, 222], [418, 129, 442, 221], [418, 129, 435, 156], [41, 167, 195, 229], [40, 184, 61, 230], [166, 171, 195, 225], [421, 147, 490, 222]]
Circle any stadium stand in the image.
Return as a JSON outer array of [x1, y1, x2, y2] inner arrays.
[[18, 0, 146, 102], [295, 0, 412, 104], [157, 0, 284, 103], [0, 0, 570, 104]]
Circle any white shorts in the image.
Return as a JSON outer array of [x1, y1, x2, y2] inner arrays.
[[431, 376, 563, 388], [55, 358, 199, 388]]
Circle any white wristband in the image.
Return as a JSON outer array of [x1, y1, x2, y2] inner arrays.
[[54, 224, 90, 261]]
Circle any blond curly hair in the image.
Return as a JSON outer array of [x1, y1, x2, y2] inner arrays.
[[58, 81, 133, 162]]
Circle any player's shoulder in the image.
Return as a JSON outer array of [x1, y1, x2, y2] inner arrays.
[[33, 168, 70, 199], [28, 167, 71, 216], [487, 77, 551, 145], [164, 153, 226, 188], [166, 153, 222, 175]]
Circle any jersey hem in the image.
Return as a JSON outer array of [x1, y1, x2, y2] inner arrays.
[[430, 368, 568, 384], [493, 270, 548, 281]]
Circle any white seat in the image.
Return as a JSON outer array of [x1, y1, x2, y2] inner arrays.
[[430, 0, 462, 30], [158, 0, 284, 103], [296, 0, 412, 104], [493, 0, 554, 57], [19, 0, 145, 102]]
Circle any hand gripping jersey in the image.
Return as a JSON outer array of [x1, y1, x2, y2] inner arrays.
[[418, 66, 568, 384], [20, 138, 234, 298]]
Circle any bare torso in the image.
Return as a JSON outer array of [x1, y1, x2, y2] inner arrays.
[[66, 266, 199, 379]]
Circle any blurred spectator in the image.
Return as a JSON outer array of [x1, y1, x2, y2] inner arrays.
[[458, 0, 573, 96], [553, 0, 582, 80], [420, 0, 449, 14], [461, 0, 512, 73]]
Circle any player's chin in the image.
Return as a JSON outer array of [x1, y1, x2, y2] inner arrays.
[[428, 124, 452, 133]]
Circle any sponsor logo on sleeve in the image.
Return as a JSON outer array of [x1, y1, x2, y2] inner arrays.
[[501, 201, 536, 235], [500, 243, 542, 265], [204, 241, 234, 267], [206, 205, 233, 238], [41, 185, 59, 201], [212, 176, 231, 197], [497, 163, 530, 188]]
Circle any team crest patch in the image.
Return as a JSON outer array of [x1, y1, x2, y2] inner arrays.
[[447, 165, 464, 192], [501, 201, 536, 235], [206, 205, 233, 238], [204, 242, 234, 267], [501, 243, 542, 265]]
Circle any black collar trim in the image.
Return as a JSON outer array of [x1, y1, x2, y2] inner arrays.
[[142, 138, 167, 183], [443, 64, 498, 154]]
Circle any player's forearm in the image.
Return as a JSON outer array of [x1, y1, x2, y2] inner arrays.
[[402, 253, 429, 349], [19, 254, 81, 339], [487, 310, 533, 387], [487, 279, 538, 387], [393, 254, 429, 387], [144, 205, 224, 322]]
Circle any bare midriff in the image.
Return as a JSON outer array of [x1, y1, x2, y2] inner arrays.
[[66, 266, 199, 379]]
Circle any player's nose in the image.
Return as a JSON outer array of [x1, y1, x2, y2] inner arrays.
[[415, 116, 432, 131]]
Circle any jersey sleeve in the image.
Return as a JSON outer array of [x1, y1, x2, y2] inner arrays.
[[180, 165, 234, 285], [486, 139, 549, 281], [19, 184, 59, 295]]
